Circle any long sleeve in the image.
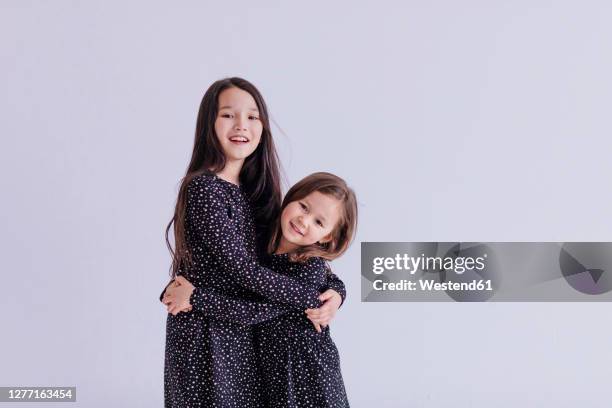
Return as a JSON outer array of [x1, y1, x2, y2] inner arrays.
[[324, 273, 347, 306], [159, 277, 295, 325], [186, 176, 322, 309], [190, 287, 294, 326]]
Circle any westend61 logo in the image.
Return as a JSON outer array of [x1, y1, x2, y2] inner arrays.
[[372, 253, 487, 275]]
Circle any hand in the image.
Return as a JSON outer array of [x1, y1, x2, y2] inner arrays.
[[162, 276, 195, 316], [305, 289, 342, 333]]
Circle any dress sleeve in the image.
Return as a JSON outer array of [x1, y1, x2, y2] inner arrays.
[[190, 287, 294, 326], [186, 177, 322, 309], [324, 273, 347, 306]]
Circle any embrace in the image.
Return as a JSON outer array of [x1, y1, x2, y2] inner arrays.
[[160, 77, 357, 408]]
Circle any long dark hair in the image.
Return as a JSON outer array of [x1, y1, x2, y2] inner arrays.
[[166, 77, 282, 277], [268, 172, 358, 263]]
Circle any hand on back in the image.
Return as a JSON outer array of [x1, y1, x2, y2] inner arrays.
[[305, 289, 342, 333], [162, 276, 195, 315]]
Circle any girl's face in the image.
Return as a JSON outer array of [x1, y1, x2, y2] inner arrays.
[[214, 87, 263, 163], [279, 191, 342, 252]]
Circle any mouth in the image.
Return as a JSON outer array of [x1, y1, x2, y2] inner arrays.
[[229, 135, 250, 144], [289, 221, 304, 236]]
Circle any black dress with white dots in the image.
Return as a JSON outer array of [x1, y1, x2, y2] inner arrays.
[[190, 254, 351, 408], [163, 174, 346, 408], [254, 254, 350, 408]]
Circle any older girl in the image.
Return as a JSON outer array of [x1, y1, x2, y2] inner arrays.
[[161, 78, 345, 407]]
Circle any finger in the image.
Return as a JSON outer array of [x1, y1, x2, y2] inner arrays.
[[175, 276, 187, 285], [318, 301, 334, 310], [309, 309, 329, 318], [316, 306, 332, 314], [312, 322, 322, 333], [306, 308, 327, 316], [170, 304, 181, 315], [308, 316, 327, 324], [318, 290, 334, 302], [305, 310, 321, 318]]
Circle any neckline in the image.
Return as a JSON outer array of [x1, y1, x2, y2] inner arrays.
[[212, 173, 242, 190]]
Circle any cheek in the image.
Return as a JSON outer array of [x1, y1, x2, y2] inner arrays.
[[214, 119, 225, 140], [251, 122, 263, 141], [282, 208, 295, 222], [279, 208, 291, 225]]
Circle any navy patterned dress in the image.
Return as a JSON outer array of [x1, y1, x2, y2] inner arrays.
[[192, 254, 351, 408], [256, 254, 349, 408], [163, 174, 346, 408]]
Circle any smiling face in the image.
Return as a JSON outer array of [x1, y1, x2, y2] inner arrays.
[[277, 191, 343, 254], [214, 87, 263, 164]]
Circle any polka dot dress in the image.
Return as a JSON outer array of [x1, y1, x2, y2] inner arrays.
[[255, 254, 350, 408], [163, 174, 347, 407]]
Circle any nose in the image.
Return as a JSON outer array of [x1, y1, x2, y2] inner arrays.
[[234, 115, 247, 131], [296, 215, 306, 229]]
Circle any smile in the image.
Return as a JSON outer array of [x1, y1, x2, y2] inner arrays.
[[229, 135, 249, 143], [290, 221, 304, 236]]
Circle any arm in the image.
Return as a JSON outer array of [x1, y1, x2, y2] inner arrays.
[[324, 272, 346, 306], [190, 285, 294, 326], [162, 277, 295, 325], [163, 275, 297, 325], [186, 176, 322, 309]]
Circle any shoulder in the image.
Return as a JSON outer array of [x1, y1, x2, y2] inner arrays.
[[187, 173, 219, 191], [187, 174, 228, 197], [185, 173, 232, 208], [302, 256, 329, 273]]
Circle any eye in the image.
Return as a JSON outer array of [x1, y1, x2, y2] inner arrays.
[[248, 115, 259, 120], [299, 202, 307, 212], [220, 113, 232, 118], [316, 220, 324, 227]]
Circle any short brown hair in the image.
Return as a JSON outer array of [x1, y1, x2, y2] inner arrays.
[[268, 172, 358, 262]]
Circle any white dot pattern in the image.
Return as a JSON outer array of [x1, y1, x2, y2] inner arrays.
[[255, 254, 350, 407]]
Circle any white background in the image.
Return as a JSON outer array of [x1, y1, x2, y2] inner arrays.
[[2, 1, 612, 406]]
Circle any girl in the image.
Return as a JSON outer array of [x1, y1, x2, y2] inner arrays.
[[166, 172, 357, 407], [161, 77, 346, 408]]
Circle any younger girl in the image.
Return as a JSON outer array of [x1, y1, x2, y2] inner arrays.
[[169, 172, 357, 407]]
